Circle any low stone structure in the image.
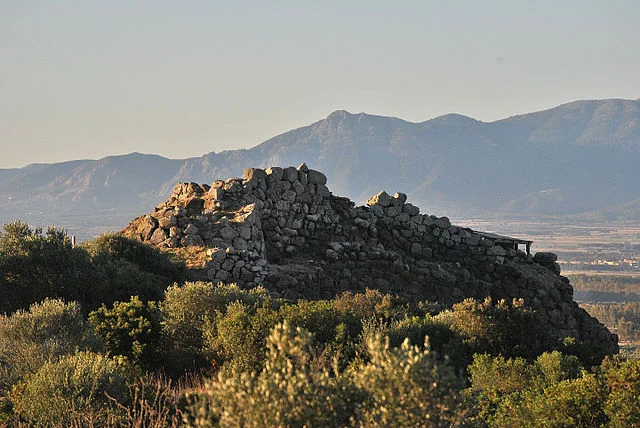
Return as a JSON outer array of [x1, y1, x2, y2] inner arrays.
[[123, 163, 618, 354]]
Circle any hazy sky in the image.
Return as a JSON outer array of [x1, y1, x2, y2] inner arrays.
[[1, 1, 639, 169]]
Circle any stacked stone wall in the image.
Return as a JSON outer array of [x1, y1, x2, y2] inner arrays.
[[123, 163, 618, 353]]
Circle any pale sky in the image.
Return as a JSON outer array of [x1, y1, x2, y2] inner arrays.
[[1, 1, 639, 169]]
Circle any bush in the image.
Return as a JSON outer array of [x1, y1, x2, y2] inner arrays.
[[603, 358, 640, 427], [352, 334, 465, 427], [334, 288, 408, 319], [532, 351, 582, 388], [467, 352, 596, 426], [89, 297, 161, 368], [82, 233, 185, 282], [0, 222, 94, 313], [11, 351, 130, 426], [279, 300, 349, 344], [81, 233, 187, 306], [208, 301, 278, 374], [160, 282, 270, 372], [492, 373, 606, 427], [449, 297, 553, 360], [185, 322, 361, 427], [0, 299, 87, 394], [361, 313, 456, 353]]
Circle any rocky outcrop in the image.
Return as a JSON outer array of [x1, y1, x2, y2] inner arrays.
[[123, 163, 618, 355]]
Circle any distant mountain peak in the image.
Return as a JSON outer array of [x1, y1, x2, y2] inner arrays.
[[427, 113, 480, 126], [325, 110, 356, 122], [2, 97, 640, 238]]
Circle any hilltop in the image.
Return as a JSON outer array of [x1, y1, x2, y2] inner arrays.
[[123, 164, 618, 357]]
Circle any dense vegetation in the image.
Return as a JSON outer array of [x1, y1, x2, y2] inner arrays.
[[571, 273, 640, 352], [570, 274, 640, 303], [581, 302, 640, 343], [1, 222, 637, 426], [0, 221, 185, 314]]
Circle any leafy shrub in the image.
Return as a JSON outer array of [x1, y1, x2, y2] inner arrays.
[[467, 352, 594, 426], [334, 288, 409, 319], [352, 334, 465, 427], [532, 350, 582, 388], [602, 358, 640, 427], [449, 297, 554, 360], [0, 299, 87, 394], [361, 314, 456, 352], [211, 299, 363, 374], [185, 322, 362, 427], [0, 221, 94, 313], [492, 373, 606, 427], [279, 299, 351, 344], [208, 301, 277, 374], [160, 282, 270, 372], [81, 233, 186, 306], [82, 232, 185, 282], [89, 297, 161, 368], [11, 351, 130, 426]]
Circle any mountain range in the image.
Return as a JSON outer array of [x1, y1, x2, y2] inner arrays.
[[1, 98, 639, 239]]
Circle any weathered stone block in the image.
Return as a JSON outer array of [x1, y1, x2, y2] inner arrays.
[[283, 166, 299, 182], [265, 167, 284, 181], [534, 252, 558, 263], [307, 169, 327, 185], [243, 168, 267, 182], [393, 192, 407, 205], [149, 228, 168, 245], [367, 190, 392, 207], [434, 216, 451, 228]]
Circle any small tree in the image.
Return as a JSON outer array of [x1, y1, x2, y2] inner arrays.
[[89, 297, 161, 368]]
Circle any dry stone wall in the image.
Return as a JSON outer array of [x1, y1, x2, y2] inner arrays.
[[123, 163, 618, 354]]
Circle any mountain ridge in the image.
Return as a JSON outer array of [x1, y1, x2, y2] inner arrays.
[[1, 98, 639, 239]]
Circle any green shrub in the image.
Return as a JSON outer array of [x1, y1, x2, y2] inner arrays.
[[449, 297, 553, 360], [532, 351, 582, 388], [603, 358, 640, 427], [279, 300, 344, 344], [89, 296, 161, 368], [467, 352, 596, 426], [82, 232, 185, 282], [0, 299, 87, 394], [0, 222, 94, 313], [208, 301, 277, 374], [362, 314, 455, 351], [11, 351, 130, 426], [466, 353, 533, 424], [492, 373, 606, 427], [185, 322, 361, 427], [81, 233, 187, 307], [352, 334, 465, 427], [334, 288, 409, 319], [161, 282, 270, 372]]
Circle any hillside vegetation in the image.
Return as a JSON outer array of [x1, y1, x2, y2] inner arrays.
[[0, 222, 637, 426]]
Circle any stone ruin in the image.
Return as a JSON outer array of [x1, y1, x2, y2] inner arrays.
[[123, 163, 618, 354]]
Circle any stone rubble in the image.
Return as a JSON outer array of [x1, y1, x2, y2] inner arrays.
[[123, 163, 618, 354]]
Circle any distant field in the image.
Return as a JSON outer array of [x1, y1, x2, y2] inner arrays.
[[454, 218, 640, 256]]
